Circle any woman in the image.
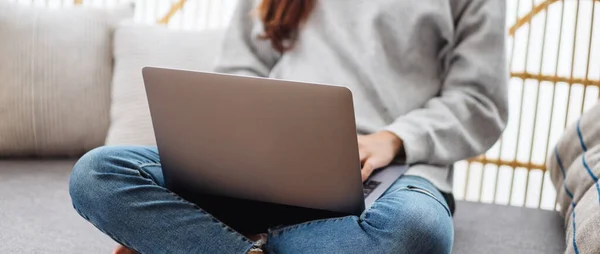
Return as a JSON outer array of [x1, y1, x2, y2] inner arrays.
[[70, 0, 507, 253]]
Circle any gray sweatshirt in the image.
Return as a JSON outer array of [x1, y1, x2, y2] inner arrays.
[[214, 0, 508, 192]]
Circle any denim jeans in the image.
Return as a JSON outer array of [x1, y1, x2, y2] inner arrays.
[[69, 146, 453, 254]]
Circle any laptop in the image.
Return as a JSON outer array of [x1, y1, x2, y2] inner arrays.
[[142, 67, 408, 234]]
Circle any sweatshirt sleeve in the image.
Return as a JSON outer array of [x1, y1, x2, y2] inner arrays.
[[384, 0, 509, 165], [213, 0, 280, 77]]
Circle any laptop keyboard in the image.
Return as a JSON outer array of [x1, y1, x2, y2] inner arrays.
[[363, 180, 382, 198]]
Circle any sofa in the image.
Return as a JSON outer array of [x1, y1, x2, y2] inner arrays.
[[0, 2, 566, 253]]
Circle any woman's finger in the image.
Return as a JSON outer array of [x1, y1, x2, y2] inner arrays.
[[361, 156, 389, 181], [361, 160, 375, 182], [369, 156, 388, 170], [359, 149, 369, 162]]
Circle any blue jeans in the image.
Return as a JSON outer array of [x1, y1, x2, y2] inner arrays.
[[69, 146, 453, 253]]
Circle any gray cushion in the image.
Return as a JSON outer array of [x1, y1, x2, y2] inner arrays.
[[453, 201, 565, 254], [0, 160, 114, 253], [1, 160, 565, 253]]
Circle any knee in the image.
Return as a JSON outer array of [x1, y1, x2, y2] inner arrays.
[[370, 191, 453, 253], [405, 205, 453, 253], [69, 146, 131, 212], [393, 197, 453, 253]]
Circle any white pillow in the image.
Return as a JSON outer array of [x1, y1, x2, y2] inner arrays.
[[0, 2, 133, 157], [106, 23, 223, 145]]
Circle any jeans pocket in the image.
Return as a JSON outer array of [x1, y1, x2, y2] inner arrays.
[[405, 185, 451, 217]]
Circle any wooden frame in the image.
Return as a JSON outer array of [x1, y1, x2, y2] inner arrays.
[[465, 0, 599, 209]]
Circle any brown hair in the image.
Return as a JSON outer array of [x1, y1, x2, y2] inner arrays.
[[257, 0, 316, 53]]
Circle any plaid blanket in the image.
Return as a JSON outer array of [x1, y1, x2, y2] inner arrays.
[[548, 102, 600, 254]]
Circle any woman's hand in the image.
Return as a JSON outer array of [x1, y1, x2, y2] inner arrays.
[[358, 131, 404, 182]]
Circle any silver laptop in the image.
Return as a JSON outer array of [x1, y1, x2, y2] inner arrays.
[[142, 67, 407, 227]]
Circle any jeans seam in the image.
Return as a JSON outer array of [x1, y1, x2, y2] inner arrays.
[[404, 185, 452, 216], [161, 190, 255, 244], [138, 163, 161, 169], [269, 216, 352, 236], [132, 162, 255, 246]]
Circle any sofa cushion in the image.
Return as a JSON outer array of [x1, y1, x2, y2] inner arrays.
[[0, 2, 133, 157], [106, 23, 224, 145], [453, 201, 565, 254]]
